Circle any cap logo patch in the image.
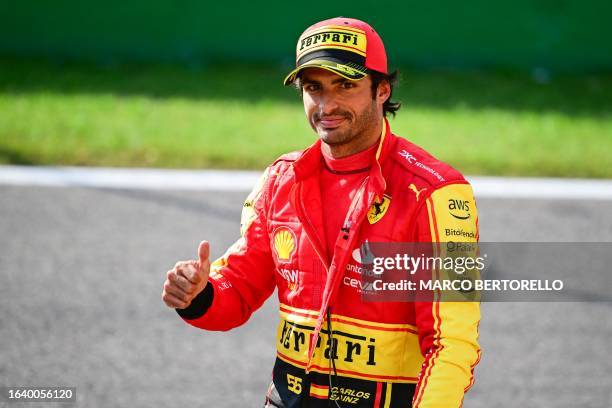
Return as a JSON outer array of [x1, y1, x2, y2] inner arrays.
[[332, 63, 364, 76], [296, 25, 367, 60]]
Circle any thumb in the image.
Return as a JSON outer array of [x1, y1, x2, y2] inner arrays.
[[198, 240, 210, 270]]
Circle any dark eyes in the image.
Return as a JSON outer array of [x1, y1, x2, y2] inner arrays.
[[303, 83, 321, 92], [303, 82, 355, 92]]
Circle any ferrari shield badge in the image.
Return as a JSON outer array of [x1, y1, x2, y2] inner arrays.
[[367, 194, 391, 224]]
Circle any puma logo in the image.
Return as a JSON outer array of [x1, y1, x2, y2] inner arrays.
[[408, 184, 427, 201]]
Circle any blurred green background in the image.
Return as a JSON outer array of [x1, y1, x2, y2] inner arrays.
[[1, 1, 611, 177]]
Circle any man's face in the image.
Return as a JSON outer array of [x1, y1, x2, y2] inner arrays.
[[300, 68, 383, 148]]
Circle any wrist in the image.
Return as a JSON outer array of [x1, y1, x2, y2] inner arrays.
[[176, 283, 214, 320]]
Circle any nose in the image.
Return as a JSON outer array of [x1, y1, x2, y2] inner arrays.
[[317, 90, 340, 116]]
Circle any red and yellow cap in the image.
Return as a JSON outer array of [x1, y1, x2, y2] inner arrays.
[[283, 17, 388, 85]]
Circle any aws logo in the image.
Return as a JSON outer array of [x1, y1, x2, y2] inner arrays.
[[448, 199, 471, 220], [273, 227, 297, 263]]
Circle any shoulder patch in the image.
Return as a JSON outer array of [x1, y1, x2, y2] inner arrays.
[[392, 137, 464, 187], [426, 183, 478, 242]]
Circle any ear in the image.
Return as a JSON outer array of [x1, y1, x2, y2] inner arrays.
[[376, 80, 391, 105]]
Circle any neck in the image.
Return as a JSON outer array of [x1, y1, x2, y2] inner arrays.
[[321, 117, 384, 159]]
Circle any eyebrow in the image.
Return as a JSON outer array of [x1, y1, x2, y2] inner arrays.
[[301, 76, 351, 85]]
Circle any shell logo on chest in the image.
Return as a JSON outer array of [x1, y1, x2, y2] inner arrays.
[[273, 227, 297, 262]]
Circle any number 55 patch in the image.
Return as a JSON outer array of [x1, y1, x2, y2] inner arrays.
[[286, 374, 303, 395]]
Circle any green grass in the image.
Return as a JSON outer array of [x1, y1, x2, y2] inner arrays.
[[1, 57, 611, 177]]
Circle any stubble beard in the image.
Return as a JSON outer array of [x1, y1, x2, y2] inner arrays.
[[317, 101, 379, 147]]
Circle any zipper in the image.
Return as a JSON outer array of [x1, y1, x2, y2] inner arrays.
[[341, 177, 370, 241], [292, 183, 330, 272], [290, 182, 332, 373]]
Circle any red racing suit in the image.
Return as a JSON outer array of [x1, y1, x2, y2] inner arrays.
[[178, 119, 481, 407]]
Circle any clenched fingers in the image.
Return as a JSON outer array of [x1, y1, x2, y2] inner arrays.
[[162, 291, 190, 309], [175, 261, 202, 284], [164, 253, 210, 311], [167, 270, 196, 294], [164, 280, 193, 302]]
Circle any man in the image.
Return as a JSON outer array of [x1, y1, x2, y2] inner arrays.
[[162, 17, 481, 408]]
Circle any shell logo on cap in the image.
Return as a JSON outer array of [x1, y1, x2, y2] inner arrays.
[[273, 227, 297, 262]]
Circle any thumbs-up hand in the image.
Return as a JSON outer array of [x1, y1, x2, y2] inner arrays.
[[162, 241, 211, 309]]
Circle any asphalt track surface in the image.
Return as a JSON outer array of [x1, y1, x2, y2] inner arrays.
[[1, 185, 611, 407]]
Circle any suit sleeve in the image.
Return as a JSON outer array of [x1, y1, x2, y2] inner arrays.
[[412, 182, 482, 408], [177, 167, 277, 331]]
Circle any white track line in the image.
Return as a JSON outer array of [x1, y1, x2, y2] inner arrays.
[[469, 176, 612, 200], [1, 165, 611, 200], [0, 165, 260, 191]]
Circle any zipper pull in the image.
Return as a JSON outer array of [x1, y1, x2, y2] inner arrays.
[[341, 220, 353, 240]]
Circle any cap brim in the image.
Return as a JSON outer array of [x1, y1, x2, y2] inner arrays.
[[283, 59, 367, 86]]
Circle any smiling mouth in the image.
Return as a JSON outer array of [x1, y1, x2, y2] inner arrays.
[[318, 117, 346, 129]]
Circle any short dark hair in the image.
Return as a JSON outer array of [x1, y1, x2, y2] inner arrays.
[[369, 70, 401, 117], [292, 69, 401, 117]]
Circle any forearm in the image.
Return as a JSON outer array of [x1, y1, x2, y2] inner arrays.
[[413, 302, 481, 408], [177, 272, 265, 331]]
